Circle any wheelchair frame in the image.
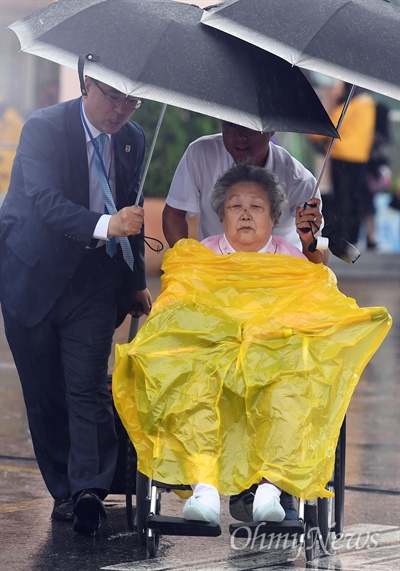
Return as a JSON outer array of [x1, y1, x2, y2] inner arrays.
[[109, 418, 345, 563]]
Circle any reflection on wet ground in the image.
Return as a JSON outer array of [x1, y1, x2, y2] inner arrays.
[[335, 278, 399, 493]]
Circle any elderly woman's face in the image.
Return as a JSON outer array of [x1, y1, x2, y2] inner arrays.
[[223, 182, 274, 252]]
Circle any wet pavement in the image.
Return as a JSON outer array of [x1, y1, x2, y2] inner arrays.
[[0, 251, 399, 571]]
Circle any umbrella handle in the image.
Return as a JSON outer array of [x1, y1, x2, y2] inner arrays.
[[310, 84, 356, 199], [306, 85, 362, 263], [135, 103, 168, 206], [78, 53, 100, 96]]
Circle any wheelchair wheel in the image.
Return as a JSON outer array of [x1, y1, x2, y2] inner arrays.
[[318, 489, 334, 554], [136, 471, 150, 546], [147, 529, 160, 558], [334, 417, 346, 535], [125, 441, 136, 530], [147, 483, 162, 557], [318, 417, 346, 552], [304, 502, 318, 562]]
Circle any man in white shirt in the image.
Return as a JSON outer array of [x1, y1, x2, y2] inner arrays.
[[162, 121, 325, 521], [163, 121, 325, 264]]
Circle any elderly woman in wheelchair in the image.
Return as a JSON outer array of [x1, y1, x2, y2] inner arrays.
[[113, 163, 390, 540], [185, 164, 308, 525]]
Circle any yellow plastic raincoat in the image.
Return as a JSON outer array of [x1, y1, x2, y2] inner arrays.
[[113, 240, 391, 500]]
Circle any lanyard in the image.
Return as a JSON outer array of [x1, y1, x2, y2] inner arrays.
[[80, 98, 112, 182]]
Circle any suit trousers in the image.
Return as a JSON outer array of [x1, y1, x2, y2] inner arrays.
[[2, 246, 128, 501]]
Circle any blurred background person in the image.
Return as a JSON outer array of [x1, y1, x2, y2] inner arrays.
[[364, 101, 392, 249], [309, 81, 376, 246]]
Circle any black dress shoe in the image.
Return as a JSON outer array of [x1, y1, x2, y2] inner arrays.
[[51, 497, 75, 522], [72, 491, 107, 536], [229, 485, 257, 521], [230, 488, 298, 521]]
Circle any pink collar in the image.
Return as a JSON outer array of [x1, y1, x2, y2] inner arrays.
[[217, 234, 276, 254]]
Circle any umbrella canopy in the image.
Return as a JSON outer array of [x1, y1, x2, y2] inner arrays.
[[8, 0, 338, 136], [201, 0, 400, 101]]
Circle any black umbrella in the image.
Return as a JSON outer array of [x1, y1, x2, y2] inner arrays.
[[202, 0, 400, 263], [8, 0, 338, 137], [201, 0, 400, 101]]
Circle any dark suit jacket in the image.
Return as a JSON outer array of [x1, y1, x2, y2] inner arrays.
[[0, 98, 146, 327]]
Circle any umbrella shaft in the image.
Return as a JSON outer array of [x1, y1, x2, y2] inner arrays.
[[311, 85, 356, 199], [135, 103, 168, 206]]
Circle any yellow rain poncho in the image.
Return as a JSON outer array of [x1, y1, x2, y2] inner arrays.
[[113, 239, 391, 500]]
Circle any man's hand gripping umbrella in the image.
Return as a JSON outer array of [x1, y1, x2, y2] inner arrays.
[[298, 86, 361, 264]]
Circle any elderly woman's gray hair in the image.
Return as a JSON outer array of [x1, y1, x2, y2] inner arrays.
[[211, 164, 287, 226]]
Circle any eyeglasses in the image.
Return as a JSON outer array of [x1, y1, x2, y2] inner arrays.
[[92, 79, 142, 111]]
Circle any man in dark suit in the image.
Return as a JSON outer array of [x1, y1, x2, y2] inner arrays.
[[0, 76, 152, 535]]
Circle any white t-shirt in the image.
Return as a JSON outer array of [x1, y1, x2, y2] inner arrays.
[[166, 134, 320, 249]]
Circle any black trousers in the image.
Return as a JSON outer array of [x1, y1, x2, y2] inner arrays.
[[330, 159, 368, 244], [2, 247, 127, 501]]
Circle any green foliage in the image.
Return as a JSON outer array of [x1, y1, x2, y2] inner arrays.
[[132, 101, 220, 198]]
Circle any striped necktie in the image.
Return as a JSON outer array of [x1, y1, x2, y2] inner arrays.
[[95, 133, 134, 270]]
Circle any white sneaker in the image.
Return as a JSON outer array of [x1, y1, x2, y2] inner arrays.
[[183, 496, 220, 525], [253, 497, 286, 522]]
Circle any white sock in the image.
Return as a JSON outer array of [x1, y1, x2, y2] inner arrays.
[[191, 483, 220, 514], [253, 483, 281, 512]]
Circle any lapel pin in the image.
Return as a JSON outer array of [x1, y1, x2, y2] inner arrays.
[[125, 145, 131, 153]]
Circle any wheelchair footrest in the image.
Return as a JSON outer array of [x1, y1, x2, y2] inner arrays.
[[229, 519, 305, 538], [147, 515, 221, 537]]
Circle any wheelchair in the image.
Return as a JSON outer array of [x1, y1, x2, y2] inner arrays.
[[110, 404, 346, 562], [109, 318, 346, 563]]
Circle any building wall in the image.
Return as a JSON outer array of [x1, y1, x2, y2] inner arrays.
[[0, 1, 62, 117]]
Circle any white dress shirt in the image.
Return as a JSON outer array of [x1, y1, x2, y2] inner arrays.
[[81, 106, 115, 242]]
